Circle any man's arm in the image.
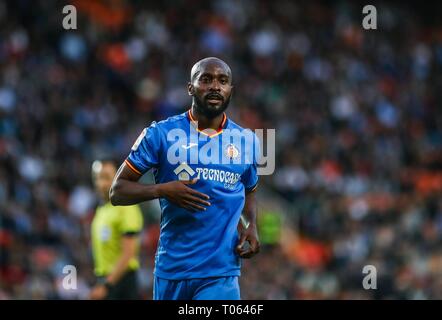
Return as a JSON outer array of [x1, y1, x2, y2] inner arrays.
[[109, 162, 161, 205], [236, 190, 260, 259], [109, 162, 211, 211]]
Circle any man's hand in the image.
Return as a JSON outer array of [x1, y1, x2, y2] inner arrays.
[[236, 221, 260, 259], [89, 284, 108, 300], [158, 179, 211, 212]]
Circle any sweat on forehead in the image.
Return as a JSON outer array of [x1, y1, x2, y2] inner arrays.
[[190, 57, 232, 82]]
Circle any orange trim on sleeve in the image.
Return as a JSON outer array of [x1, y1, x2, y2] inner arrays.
[[124, 159, 142, 175]]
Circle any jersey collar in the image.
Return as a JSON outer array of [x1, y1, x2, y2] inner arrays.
[[187, 109, 227, 138]]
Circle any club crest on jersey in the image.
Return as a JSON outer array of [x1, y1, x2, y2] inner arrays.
[[225, 144, 239, 159]]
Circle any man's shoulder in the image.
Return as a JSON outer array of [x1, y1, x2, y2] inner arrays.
[[225, 117, 244, 130], [150, 112, 188, 130], [225, 117, 258, 139]]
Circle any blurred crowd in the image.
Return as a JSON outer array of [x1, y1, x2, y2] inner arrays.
[[1, 0, 442, 299]]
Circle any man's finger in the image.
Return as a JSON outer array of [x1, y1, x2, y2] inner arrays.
[[185, 194, 211, 207], [187, 187, 210, 200], [237, 233, 247, 247], [249, 238, 260, 254], [183, 204, 197, 212], [239, 250, 256, 259], [182, 200, 206, 212], [238, 238, 260, 258], [179, 201, 197, 212], [238, 242, 251, 253], [236, 233, 248, 254]]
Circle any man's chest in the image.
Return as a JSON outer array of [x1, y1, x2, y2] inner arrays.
[[157, 134, 250, 190]]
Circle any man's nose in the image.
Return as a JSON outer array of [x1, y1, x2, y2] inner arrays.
[[209, 79, 221, 91]]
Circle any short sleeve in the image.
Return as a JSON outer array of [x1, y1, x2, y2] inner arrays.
[[119, 205, 143, 235], [126, 122, 161, 175], [241, 133, 260, 193]]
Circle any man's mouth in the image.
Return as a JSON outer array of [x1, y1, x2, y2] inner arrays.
[[206, 94, 223, 104]]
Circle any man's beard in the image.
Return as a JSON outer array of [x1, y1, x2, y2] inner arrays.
[[193, 93, 231, 118]]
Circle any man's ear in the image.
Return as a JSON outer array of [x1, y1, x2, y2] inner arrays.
[[187, 82, 194, 96]]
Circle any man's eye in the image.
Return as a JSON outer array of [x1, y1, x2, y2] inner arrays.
[[201, 77, 210, 83]]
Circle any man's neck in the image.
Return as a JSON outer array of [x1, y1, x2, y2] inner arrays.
[[190, 105, 225, 131]]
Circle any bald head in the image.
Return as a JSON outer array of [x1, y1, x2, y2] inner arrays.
[[190, 57, 232, 83]]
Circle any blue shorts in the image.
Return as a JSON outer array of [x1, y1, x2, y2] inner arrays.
[[153, 276, 240, 300]]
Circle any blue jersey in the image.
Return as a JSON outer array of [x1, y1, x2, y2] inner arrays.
[[125, 110, 259, 280]]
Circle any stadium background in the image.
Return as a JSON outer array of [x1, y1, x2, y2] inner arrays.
[[1, 0, 442, 299]]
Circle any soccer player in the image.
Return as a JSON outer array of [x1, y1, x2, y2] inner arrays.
[[110, 57, 260, 300], [89, 159, 143, 300]]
